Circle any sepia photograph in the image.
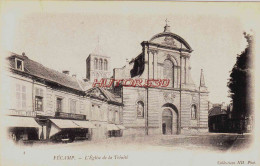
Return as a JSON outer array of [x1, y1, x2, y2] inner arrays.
[[0, 1, 259, 166]]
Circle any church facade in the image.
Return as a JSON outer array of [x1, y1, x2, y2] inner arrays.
[[113, 23, 210, 135]]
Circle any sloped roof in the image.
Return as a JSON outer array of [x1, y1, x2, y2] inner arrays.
[[6, 52, 88, 92], [99, 87, 122, 103], [209, 106, 227, 117], [85, 87, 122, 105]]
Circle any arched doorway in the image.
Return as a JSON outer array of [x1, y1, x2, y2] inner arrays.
[[162, 109, 172, 135], [162, 103, 178, 135]]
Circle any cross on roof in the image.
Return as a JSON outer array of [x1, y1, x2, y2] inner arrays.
[[165, 19, 170, 25]]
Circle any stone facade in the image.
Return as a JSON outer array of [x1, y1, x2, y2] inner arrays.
[[114, 23, 210, 135]]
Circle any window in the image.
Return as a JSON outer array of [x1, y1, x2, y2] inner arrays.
[[109, 110, 113, 122], [15, 58, 24, 71], [16, 84, 26, 109], [90, 104, 94, 119], [94, 58, 98, 70], [70, 100, 76, 114], [35, 96, 43, 111], [99, 59, 103, 70], [56, 98, 62, 112], [35, 88, 43, 111], [35, 88, 43, 96], [137, 101, 144, 118], [112, 110, 115, 122], [96, 73, 99, 80], [163, 59, 174, 87], [191, 104, 197, 120], [115, 111, 119, 123], [104, 59, 108, 71]]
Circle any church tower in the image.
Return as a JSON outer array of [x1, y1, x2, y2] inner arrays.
[[86, 38, 111, 82]]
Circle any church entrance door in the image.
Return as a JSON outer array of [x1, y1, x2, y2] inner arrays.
[[162, 109, 172, 135]]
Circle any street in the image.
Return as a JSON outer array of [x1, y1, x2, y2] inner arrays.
[[28, 133, 253, 152], [3, 133, 255, 166]]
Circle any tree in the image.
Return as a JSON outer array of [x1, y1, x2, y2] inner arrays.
[[228, 32, 254, 119]]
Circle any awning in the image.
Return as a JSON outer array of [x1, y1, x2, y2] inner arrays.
[[73, 120, 96, 129], [107, 124, 120, 131], [117, 125, 126, 130], [5, 116, 40, 128], [50, 119, 79, 129]]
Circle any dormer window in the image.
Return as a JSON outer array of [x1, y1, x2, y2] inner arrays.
[[15, 58, 24, 71]]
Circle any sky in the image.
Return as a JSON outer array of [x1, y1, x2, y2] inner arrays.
[[1, 2, 259, 104]]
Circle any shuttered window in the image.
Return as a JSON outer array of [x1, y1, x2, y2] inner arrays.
[[115, 111, 119, 123], [70, 100, 76, 114], [16, 84, 26, 109], [56, 98, 62, 112]]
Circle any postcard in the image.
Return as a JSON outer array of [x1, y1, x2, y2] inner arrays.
[[0, 1, 259, 166]]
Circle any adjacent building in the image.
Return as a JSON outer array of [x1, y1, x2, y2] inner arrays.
[[208, 104, 229, 133], [3, 52, 124, 142]]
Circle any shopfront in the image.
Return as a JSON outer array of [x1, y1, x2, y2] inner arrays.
[[107, 124, 121, 137], [6, 116, 40, 142], [49, 118, 96, 142]]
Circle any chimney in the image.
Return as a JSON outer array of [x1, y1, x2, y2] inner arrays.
[[62, 70, 70, 75], [22, 52, 28, 58]]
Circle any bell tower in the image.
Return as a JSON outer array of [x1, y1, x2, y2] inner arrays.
[[86, 38, 111, 82]]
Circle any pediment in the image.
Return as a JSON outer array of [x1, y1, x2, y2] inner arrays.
[[86, 87, 108, 100], [149, 32, 192, 51]]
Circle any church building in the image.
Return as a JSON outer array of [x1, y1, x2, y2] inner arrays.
[[113, 22, 210, 135]]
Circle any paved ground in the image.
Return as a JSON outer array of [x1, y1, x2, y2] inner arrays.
[[28, 133, 253, 152], [2, 133, 255, 166]]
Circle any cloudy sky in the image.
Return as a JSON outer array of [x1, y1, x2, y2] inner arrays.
[[1, 2, 258, 103]]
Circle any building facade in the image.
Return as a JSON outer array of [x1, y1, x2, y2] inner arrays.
[[113, 23, 210, 135], [208, 104, 229, 133], [3, 52, 123, 142], [3, 23, 211, 143]]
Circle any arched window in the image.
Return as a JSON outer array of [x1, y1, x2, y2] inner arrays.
[[96, 73, 100, 80], [99, 59, 103, 70], [94, 58, 98, 70], [137, 101, 144, 118], [163, 59, 174, 87], [191, 104, 197, 120], [104, 59, 108, 71]]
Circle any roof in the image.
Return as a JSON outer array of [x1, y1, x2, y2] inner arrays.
[[6, 52, 88, 92], [85, 87, 122, 105], [99, 87, 122, 104], [209, 106, 227, 117]]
